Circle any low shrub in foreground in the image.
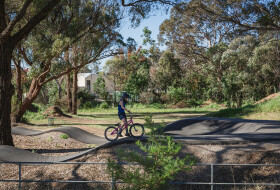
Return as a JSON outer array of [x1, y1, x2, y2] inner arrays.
[[107, 114, 195, 190]]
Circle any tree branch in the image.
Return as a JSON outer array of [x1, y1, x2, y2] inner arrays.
[[11, 0, 61, 47], [0, 0, 33, 39], [17, 45, 33, 66], [121, 0, 175, 7]]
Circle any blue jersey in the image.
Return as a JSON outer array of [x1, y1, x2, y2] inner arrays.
[[118, 99, 125, 114]]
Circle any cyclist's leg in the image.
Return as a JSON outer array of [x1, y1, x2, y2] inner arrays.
[[122, 117, 130, 136]]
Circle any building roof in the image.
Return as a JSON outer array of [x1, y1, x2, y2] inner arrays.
[[78, 73, 92, 78]]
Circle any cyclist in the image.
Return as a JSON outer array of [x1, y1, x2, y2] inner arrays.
[[118, 92, 131, 137]]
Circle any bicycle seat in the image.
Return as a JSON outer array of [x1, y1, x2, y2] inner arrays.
[[115, 123, 120, 126]]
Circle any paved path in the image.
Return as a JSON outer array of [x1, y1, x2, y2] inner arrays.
[[12, 126, 107, 145], [164, 117, 280, 144], [0, 126, 142, 162], [1, 117, 280, 162]]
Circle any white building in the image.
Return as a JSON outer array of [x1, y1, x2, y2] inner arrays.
[[77, 73, 114, 96]]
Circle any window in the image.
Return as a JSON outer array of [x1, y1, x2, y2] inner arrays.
[[86, 80, 90, 91]]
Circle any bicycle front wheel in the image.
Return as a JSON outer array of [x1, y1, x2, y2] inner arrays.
[[129, 124, 144, 138], [105, 126, 119, 141]]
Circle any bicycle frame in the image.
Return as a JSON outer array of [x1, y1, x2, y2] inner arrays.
[[110, 113, 134, 135]]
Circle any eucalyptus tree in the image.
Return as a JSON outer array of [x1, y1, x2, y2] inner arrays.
[[153, 50, 182, 93], [249, 36, 280, 98], [0, 0, 61, 145], [198, 0, 280, 33], [158, 0, 236, 102], [159, 0, 236, 63], [219, 36, 259, 107], [205, 43, 228, 103]]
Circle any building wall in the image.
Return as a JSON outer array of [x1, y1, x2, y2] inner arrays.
[[77, 73, 114, 95]]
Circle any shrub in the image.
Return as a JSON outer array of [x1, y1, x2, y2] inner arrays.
[[139, 92, 155, 104], [78, 89, 97, 107], [100, 102, 110, 109], [53, 95, 70, 110], [107, 115, 195, 190], [60, 134, 69, 139], [167, 87, 187, 104], [107, 135, 195, 190], [81, 102, 94, 109]]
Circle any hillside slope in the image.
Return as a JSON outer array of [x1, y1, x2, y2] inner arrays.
[[207, 95, 280, 120]]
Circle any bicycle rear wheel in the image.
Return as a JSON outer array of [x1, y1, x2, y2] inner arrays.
[[105, 126, 119, 141], [129, 124, 144, 138]]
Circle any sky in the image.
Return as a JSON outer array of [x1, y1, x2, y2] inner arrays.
[[99, 11, 170, 69]]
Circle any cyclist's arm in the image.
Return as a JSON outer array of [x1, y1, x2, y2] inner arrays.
[[119, 100, 130, 113]]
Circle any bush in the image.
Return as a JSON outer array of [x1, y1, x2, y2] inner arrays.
[[139, 92, 155, 104], [77, 89, 97, 108], [81, 102, 94, 109], [107, 133, 195, 190], [60, 134, 69, 139], [148, 103, 165, 109], [100, 102, 110, 109], [107, 115, 195, 190], [167, 87, 187, 104], [186, 99, 203, 107], [53, 95, 70, 110]]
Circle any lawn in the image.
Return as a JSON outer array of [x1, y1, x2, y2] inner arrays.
[[24, 105, 219, 136]]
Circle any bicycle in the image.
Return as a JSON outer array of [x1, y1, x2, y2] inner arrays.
[[104, 112, 144, 141]]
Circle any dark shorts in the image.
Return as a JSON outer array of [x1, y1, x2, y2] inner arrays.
[[118, 112, 126, 120]]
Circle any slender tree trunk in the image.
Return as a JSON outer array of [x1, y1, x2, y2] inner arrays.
[[72, 69, 78, 114], [0, 43, 14, 145], [67, 72, 72, 112], [15, 60, 23, 104]]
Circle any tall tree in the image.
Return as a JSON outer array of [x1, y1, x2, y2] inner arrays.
[[0, 0, 61, 145]]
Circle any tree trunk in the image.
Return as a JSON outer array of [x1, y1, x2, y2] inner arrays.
[[14, 63, 50, 122], [72, 69, 78, 114], [0, 44, 14, 145], [14, 78, 44, 122], [67, 72, 72, 112], [15, 60, 23, 104]]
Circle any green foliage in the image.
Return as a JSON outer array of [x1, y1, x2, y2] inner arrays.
[[107, 135, 195, 190], [154, 51, 182, 92], [167, 87, 187, 104], [208, 95, 280, 118], [100, 102, 110, 109], [78, 89, 96, 108], [93, 75, 109, 101], [60, 134, 69, 139], [107, 114, 195, 189], [22, 104, 46, 121]]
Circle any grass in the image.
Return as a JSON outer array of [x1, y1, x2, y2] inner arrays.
[[23, 103, 221, 131], [207, 96, 280, 120]]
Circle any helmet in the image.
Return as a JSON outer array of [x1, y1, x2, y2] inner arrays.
[[122, 92, 131, 99]]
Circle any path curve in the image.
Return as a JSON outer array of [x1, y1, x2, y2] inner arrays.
[[0, 126, 144, 162], [164, 117, 280, 143], [12, 126, 107, 145]]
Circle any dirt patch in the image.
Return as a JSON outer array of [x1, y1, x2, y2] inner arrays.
[[43, 106, 71, 118], [254, 93, 280, 105]]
